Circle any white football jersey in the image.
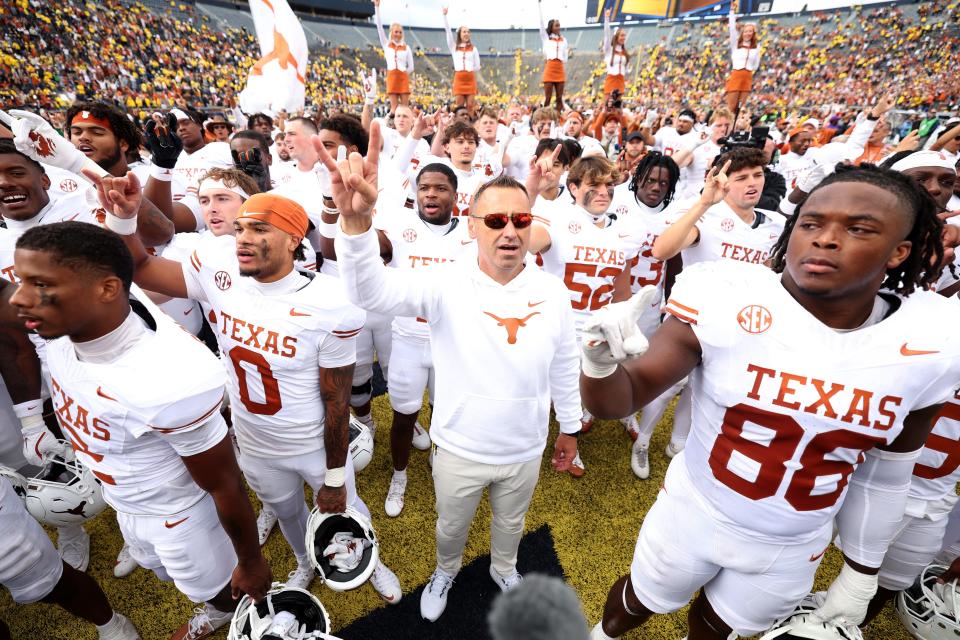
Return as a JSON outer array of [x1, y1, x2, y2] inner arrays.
[[667, 198, 785, 267], [907, 390, 960, 519], [182, 236, 364, 457], [375, 210, 476, 340], [609, 191, 673, 337], [665, 260, 960, 543], [45, 301, 228, 516], [537, 204, 643, 335]]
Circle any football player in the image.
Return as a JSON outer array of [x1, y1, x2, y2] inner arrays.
[[526, 154, 642, 475], [582, 164, 960, 639], [89, 173, 402, 602], [10, 222, 271, 640], [0, 284, 139, 640]]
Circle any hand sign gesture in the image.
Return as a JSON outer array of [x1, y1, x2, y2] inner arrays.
[[525, 142, 564, 204], [313, 121, 381, 224], [699, 159, 732, 207]]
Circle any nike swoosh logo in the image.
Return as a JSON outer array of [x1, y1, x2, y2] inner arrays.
[[65, 213, 80, 221], [289, 308, 311, 317], [381, 593, 396, 602], [809, 548, 827, 562], [164, 517, 189, 529], [618, 233, 631, 238], [901, 343, 940, 357], [461, 240, 473, 245], [528, 300, 545, 307], [183, 307, 194, 316], [96, 387, 117, 401]]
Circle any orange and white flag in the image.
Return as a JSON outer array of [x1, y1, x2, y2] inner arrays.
[[239, 0, 308, 115]]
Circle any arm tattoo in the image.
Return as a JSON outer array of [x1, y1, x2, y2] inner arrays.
[[320, 363, 354, 471], [137, 198, 176, 246]]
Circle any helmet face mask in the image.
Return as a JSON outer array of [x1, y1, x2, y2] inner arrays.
[[306, 505, 379, 591], [347, 416, 373, 473], [228, 582, 334, 640], [896, 563, 960, 639], [9, 446, 107, 527], [760, 595, 864, 640]]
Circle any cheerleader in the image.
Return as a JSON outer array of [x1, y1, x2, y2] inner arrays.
[[601, 9, 630, 100], [724, 0, 760, 115], [442, 6, 481, 118], [538, 0, 567, 111], [374, 0, 414, 112]]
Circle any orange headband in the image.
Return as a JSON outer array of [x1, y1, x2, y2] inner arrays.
[[237, 193, 309, 241], [72, 110, 112, 131]]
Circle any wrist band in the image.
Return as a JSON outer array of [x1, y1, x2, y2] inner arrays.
[[319, 221, 340, 239], [325, 466, 346, 488], [322, 205, 340, 215], [13, 401, 42, 419], [105, 212, 139, 235], [779, 198, 799, 216], [150, 164, 174, 182]]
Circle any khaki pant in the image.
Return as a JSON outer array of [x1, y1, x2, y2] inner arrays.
[[432, 447, 541, 576]]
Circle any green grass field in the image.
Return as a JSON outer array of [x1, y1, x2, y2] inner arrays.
[[2, 396, 914, 639]]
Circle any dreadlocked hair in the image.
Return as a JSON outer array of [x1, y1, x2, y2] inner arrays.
[[628, 152, 680, 208], [769, 163, 944, 296]]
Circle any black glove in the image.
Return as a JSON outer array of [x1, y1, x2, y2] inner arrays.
[[232, 147, 270, 192], [144, 113, 182, 169]]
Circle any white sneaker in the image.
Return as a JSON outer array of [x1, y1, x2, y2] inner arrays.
[[58, 526, 90, 572], [411, 422, 431, 451], [589, 622, 615, 640], [256, 507, 278, 546], [286, 562, 315, 590], [620, 415, 640, 442], [488, 565, 523, 592], [665, 442, 684, 459], [385, 474, 407, 517], [357, 413, 376, 436], [369, 561, 402, 604], [631, 440, 650, 480], [420, 567, 455, 621], [170, 604, 232, 640], [97, 613, 140, 640], [114, 544, 138, 578]]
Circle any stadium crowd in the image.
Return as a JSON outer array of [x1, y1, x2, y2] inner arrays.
[[5, 1, 960, 640]]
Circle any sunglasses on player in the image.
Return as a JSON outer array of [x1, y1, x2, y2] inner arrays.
[[469, 212, 534, 229]]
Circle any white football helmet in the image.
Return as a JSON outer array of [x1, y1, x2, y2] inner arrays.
[[306, 505, 379, 591], [761, 594, 864, 640], [228, 582, 341, 640], [23, 448, 106, 526], [348, 416, 373, 473], [896, 563, 960, 640]]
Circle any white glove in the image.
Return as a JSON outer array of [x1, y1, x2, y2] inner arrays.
[[323, 532, 372, 573], [811, 564, 878, 626], [20, 417, 67, 466], [643, 109, 658, 128], [361, 69, 377, 105], [795, 161, 830, 194], [580, 286, 658, 378], [0, 109, 92, 175]]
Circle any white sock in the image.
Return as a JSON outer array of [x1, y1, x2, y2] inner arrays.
[[295, 552, 312, 568], [96, 612, 120, 633], [392, 468, 407, 481], [590, 622, 616, 640], [356, 412, 372, 422]]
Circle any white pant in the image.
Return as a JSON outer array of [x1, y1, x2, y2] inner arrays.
[[388, 335, 434, 415], [117, 493, 236, 603], [432, 447, 540, 576], [0, 477, 63, 603], [238, 449, 365, 560], [877, 513, 950, 591], [354, 312, 393, 391], [629, 453, 830, 635]]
